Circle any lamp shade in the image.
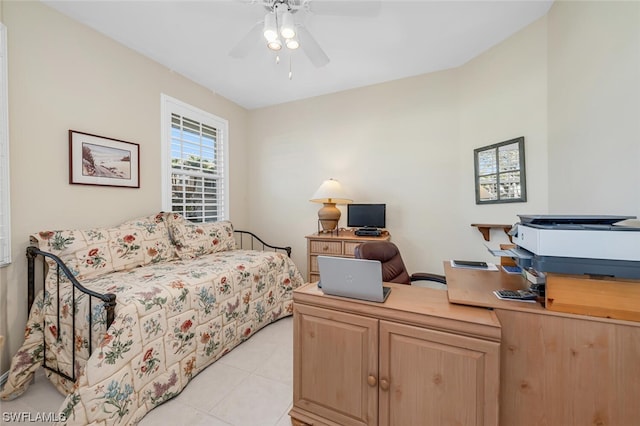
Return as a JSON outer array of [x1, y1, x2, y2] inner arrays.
[[310, 179, 352, 204]]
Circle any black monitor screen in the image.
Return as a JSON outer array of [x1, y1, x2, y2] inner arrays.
[[347, 204, 386, 228]]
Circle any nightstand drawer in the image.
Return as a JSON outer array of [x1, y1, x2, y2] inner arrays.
[[343, 241, 362, 257], [310, 255, 320, 273], [310, 240, 342, 255]]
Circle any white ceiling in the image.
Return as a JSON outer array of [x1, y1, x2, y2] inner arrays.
[[42, 0, 554, 110]]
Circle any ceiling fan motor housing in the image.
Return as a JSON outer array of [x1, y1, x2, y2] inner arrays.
[[265, 0, 300, 13]]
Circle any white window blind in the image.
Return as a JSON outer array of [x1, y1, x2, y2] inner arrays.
[[161, 95, 228, 223], [0, 23, 11, 267]]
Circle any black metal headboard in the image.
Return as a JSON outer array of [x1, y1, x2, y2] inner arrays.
[[234, 230, 292, 257]]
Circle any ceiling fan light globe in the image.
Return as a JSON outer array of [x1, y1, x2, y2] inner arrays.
[[263, 13, 278, 42], [286, 38, 299, 50], [264, 30, 278, 42], [280, 11, 296, 39], [281, 27, 295, 39], [267, 39, 283, 51]]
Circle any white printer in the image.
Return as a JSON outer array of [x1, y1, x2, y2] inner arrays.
[[511, 215, 640, 279]]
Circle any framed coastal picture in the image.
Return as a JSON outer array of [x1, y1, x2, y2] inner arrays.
[[69, 130, 140, 188]]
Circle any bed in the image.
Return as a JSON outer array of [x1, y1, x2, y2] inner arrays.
[[0, 213, 304, 425]]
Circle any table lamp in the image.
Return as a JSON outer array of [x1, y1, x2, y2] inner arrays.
[[310, 178, 352, 233]]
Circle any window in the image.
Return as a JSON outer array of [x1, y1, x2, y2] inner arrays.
[[474, 137, 527, 204], [0, 23, 11, 267], [161, 95, 228, 222]]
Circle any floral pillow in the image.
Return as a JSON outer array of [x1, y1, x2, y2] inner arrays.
[[159, 211, 189, 227], [168, 220, 236, 260], [32, 213, 176, 281]]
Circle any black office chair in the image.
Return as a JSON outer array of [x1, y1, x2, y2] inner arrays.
[[354, 241, 446, 288]]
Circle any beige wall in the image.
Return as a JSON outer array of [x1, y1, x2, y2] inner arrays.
[[248, 70, 460, 275], [547, 0, 640, 214], [457, 15, 549, 253], [0, 1, 249, 372], [248, 17, 549, 277]]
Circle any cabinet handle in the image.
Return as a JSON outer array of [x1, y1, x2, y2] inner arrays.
[[380, 379, 389, 391], [367, 375, 377, 387], [322, 245, 329, 251]]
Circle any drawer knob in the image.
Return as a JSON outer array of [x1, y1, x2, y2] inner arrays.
[[367, 375, 377, 387], [322, 245, 329, 251], [380, 379, 389, 391]]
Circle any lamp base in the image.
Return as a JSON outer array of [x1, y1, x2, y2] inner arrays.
[[317, 220, 339, 235], [317, 202, 340, 233]]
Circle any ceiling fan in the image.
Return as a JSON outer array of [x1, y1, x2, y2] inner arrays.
[[229, 0, 380, 68]]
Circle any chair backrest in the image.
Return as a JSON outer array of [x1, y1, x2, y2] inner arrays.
[[353, 241, 411, 285]]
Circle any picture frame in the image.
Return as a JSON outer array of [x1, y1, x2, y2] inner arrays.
[[69, 130, 140, 188]]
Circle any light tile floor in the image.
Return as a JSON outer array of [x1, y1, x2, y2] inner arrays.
[[1, 317, 294, 426]]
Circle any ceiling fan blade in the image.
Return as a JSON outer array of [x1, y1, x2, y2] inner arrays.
[[229, 21, 264, 58], [297, 25, 330, 67], [305, 0, 381, 17]]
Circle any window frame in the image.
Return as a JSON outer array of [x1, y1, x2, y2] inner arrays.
[[0, 23, 11, 267], [474, 136, 527, 205], [160, 94, 229, 222]]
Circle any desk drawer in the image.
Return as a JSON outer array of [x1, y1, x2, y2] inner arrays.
[[310, 240, 342, 255]]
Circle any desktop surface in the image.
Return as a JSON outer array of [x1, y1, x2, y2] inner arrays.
[[295, 281, 502, 329]]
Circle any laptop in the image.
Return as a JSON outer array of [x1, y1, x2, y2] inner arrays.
[[317, 256, 391, 303]]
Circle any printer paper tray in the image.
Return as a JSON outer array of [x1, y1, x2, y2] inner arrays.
[[515, 255, 640, 280], [488, 245, 640, 279]]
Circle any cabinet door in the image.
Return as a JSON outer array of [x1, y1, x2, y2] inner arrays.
[[293, 304, 378, 426], [379, 321, 499, 426]]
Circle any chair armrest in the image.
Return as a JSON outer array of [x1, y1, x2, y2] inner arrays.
[[410, 272, 447, 284]]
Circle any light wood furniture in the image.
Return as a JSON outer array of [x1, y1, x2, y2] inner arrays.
[[290, 283, 501, 426], [445, 262, 640, 425], [305, 229, 390, 282], [545, 272, 640, 321]]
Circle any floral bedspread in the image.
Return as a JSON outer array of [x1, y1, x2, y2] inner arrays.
[[1, 249, 303, 425]]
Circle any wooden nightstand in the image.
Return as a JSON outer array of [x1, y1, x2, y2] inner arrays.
[[305, 229, 390, 282]]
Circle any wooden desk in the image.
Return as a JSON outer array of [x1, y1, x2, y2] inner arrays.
[[445, 263, 640, 426], [290, 283, 501, 426]]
